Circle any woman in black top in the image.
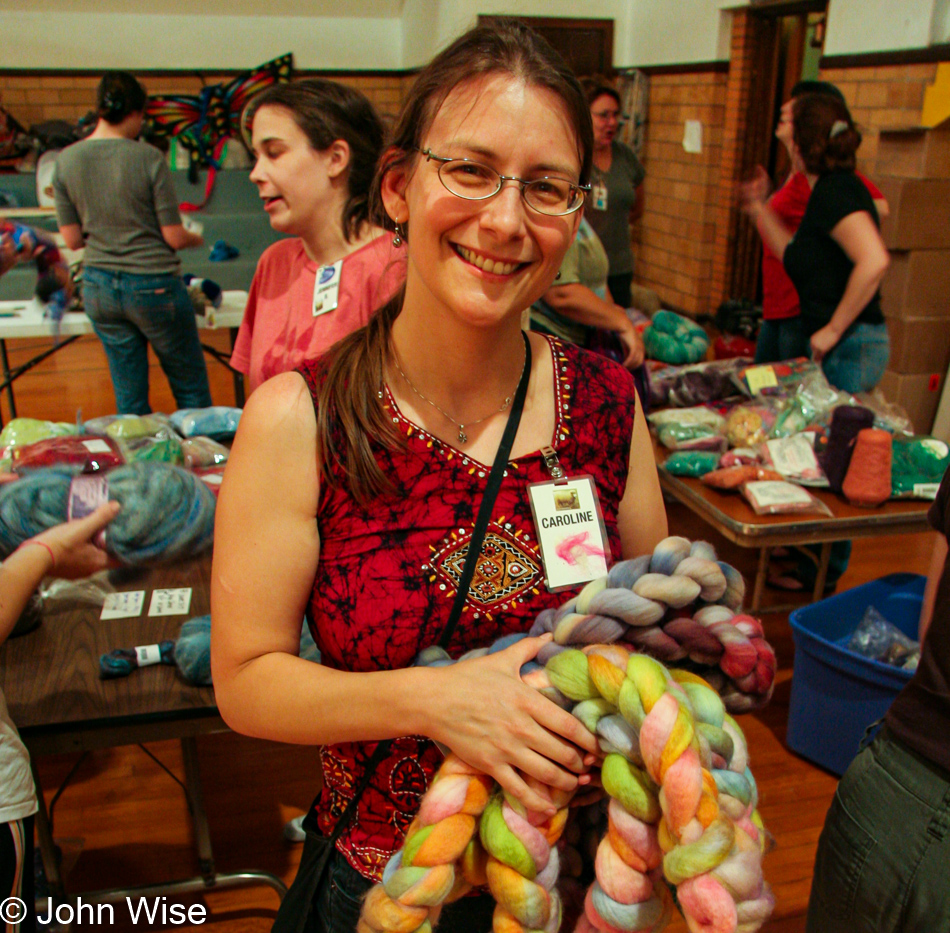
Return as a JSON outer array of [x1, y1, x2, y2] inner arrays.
[[741, 94, 891, 593], [741, 92, 890, 394]]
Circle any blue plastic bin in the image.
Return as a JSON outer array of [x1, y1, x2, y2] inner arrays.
[[787, 573, 923, 776]]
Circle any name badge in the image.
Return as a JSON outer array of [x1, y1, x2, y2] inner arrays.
[[312, 260, 343, 316], [592, 183, 608, 212], [528, 475, 611, 591]]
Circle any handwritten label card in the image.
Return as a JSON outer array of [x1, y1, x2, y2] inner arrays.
[[148, 588, 193, 617], [101, 591, 146, 620]]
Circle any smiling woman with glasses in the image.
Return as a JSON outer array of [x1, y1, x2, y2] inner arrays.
[[212, 21, 667, 933]]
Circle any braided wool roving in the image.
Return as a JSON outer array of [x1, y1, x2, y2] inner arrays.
[[530, 538, 775, 713], [358, 644, 773, 933], [0, 463, 215, 565]]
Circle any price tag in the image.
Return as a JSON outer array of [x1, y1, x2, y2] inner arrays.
[[100, 590, 146, 620], [82, 439, 112, 453], [744, 365, 779, 394], [148, 588, 193, 617]]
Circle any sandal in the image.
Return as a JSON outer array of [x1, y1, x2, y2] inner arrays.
[[767, 569, 836, 595]]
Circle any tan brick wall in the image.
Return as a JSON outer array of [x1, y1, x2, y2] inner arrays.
[[818, 62, 939, 173], [0, 71, 407, 131], [635, 70, 726, 316]]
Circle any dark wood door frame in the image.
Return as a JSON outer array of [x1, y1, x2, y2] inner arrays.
[[478, 15, 614, 78]]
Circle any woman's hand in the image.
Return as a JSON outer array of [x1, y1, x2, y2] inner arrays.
[[427, 634, 599, 815], [616, 314, 645, 369], [738, 166, 771, 218], [0, 233, 17, 277], [31, 501, 121, 579], [809, 324, 840, 363]]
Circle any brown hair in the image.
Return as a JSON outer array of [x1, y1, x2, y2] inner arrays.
[[314, 18, 593, 504], [245, 79, 384, 242], [580, 75, 621, 110], [793, 92, 862, 175], [97, 72, 147, 124]]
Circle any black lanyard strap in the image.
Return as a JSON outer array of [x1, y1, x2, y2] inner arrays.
[[323, 331, 533, 843]]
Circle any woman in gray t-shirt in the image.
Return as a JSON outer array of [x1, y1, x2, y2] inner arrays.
[[581, 78, 645, 310], [53, 72, 212, 414]]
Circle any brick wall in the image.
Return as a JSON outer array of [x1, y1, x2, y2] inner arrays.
[[635, 69, 726, 316], [0, 71, 407, 131], [818, 62, 939, 173]]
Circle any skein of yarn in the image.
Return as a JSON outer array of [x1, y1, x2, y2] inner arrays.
[[842, 428, 893, 508], [0, 463, 216, 565], [99, 640, 175, 679], [359, 644, 774, 933]]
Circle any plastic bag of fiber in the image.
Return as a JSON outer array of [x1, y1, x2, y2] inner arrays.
[[170, 407, 242, 442], [0, 463, 216, 566]]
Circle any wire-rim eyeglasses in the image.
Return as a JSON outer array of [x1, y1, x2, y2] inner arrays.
[[417, 148, 590, 216]]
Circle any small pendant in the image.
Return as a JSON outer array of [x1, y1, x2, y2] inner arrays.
[[458, 428, 468, 444]]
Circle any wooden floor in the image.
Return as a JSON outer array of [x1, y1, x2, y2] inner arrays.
[[10, 335, 937, 932]]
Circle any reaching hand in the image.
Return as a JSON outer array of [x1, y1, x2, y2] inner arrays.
[[427, 634, 599, 815], [31, 501, 121, 579], [616, 314, 645, 369], [0, 233, 18, 276], [739, 166, 771, 217]]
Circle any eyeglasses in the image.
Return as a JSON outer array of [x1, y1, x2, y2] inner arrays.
[[417, 148, 590, 216], [591, 109, 624, 122]]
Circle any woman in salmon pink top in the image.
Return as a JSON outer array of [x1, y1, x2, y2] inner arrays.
[[231, 79, 405, 392]]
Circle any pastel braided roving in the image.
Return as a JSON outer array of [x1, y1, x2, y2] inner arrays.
[[531, 538, 775, 713], [0, 463, 215, 566], [358, 643, 773, 933]]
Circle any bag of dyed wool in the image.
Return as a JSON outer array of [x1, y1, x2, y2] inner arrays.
[[12, 435, 124, 475]]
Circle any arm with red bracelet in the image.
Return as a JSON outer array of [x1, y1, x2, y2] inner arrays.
[[0, 502, 120, 648]]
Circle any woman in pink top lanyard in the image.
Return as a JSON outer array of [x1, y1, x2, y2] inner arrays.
[[231, 80, 406, 393]]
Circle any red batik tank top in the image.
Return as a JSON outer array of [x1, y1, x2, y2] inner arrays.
[[297, 335, 638, 880]]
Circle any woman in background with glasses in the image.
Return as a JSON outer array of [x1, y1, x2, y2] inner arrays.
[[211, 20, 666, 932], [582, 76, 646, 309]]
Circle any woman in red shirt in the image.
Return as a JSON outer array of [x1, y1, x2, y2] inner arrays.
[[211, 20, 667, 933]]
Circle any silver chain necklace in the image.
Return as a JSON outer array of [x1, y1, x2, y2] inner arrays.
[[391, 342, 526, 445]]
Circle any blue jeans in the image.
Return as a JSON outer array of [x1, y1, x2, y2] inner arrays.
[[818, 322, 890, 394], [754, 316, 808, 364], [806, 727, 950, 932], [82, 267, 212, 415], [312, 850, 496, 933]]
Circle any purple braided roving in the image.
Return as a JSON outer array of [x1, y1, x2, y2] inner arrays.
[[530, 536, 776, 711]]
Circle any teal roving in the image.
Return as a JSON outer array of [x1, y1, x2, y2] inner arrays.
[[175, 615, 213, 685], [0, 463, 215, 565], [643, 310, 709, 364]]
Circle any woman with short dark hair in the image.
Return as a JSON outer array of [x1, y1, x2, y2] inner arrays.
[[53, 71, 212, 415], [581, 76, 646, 308]]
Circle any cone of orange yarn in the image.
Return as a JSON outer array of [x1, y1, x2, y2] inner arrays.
[[842, 428, 892, 507]]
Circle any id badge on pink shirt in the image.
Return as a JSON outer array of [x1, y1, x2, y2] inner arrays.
[[312, 260, 343, 316]]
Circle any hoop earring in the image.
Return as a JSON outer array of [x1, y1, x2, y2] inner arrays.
[[392, 223, 404, 248]]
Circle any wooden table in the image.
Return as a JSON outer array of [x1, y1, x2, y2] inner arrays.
[[654, 444, 933, 612], [0, 292, 248, 422], [0, 554, 286, 909]]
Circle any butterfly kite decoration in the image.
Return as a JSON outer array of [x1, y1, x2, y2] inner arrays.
[[145, 53, 293, 173]]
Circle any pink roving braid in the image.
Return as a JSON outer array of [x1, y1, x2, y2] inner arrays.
[[358, 643, 773, 933]]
